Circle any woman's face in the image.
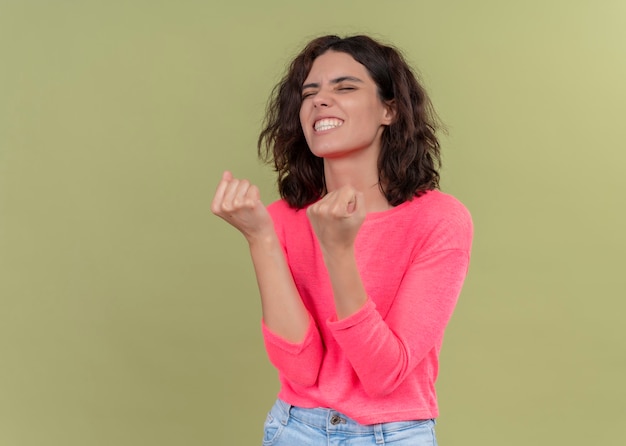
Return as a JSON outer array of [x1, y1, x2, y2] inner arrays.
[[299, 51, 394, 160]]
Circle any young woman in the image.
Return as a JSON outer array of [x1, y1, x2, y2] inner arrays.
[[211, 35, 473, 446]]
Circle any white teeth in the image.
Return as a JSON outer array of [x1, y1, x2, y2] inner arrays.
[[314, 118, 343, 132]]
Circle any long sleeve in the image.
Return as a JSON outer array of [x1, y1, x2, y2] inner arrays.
[[327, 247, 470, 397], [327, 193, 472, 397], [262, 315, 324, 387]]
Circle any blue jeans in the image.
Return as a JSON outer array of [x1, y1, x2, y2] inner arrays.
[[262, 399, 438, 446]]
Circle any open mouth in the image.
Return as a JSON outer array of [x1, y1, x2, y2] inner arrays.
[[314, 118, 344, 132]]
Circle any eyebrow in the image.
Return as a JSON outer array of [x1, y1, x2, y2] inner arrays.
[[301, 76, 364, 91]]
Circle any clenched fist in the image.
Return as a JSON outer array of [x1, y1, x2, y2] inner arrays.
[[211, 171, 274, 242], [306, 185, 366, 253]]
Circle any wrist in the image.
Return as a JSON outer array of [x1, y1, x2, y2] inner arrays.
[[247, 230, 279, 250], [321, 244, 356, 266]]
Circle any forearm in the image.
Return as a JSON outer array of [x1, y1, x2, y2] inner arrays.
[[322, 247, 368, 320], [248, 233, 311, 343]]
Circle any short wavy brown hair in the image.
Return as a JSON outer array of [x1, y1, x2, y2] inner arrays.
[[258, 34, 441, 209]]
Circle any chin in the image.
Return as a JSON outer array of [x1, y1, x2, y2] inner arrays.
[[307, 141, 348, 157], [309, 148, 347, 159]]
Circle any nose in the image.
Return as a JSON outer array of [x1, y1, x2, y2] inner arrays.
[[312, 89, 332, 108]]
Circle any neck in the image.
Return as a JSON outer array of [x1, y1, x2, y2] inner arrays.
[[323, 156, 392, 213]]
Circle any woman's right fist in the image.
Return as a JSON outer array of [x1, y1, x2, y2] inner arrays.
[[211, 171, 274, 242]]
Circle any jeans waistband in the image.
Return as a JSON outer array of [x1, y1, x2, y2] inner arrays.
[[272, 398, 433, 435]]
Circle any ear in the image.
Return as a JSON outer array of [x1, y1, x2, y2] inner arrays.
[[381, 99, 397, 125]]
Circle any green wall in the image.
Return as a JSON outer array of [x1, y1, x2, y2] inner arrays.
[[1, 1, 625, 444]]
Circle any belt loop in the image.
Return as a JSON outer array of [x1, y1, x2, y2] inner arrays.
[[374, 423, 384, 444], [277, 399, 292, 426]]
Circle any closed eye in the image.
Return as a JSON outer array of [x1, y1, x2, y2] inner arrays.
[[337, 85, 356, 92]]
